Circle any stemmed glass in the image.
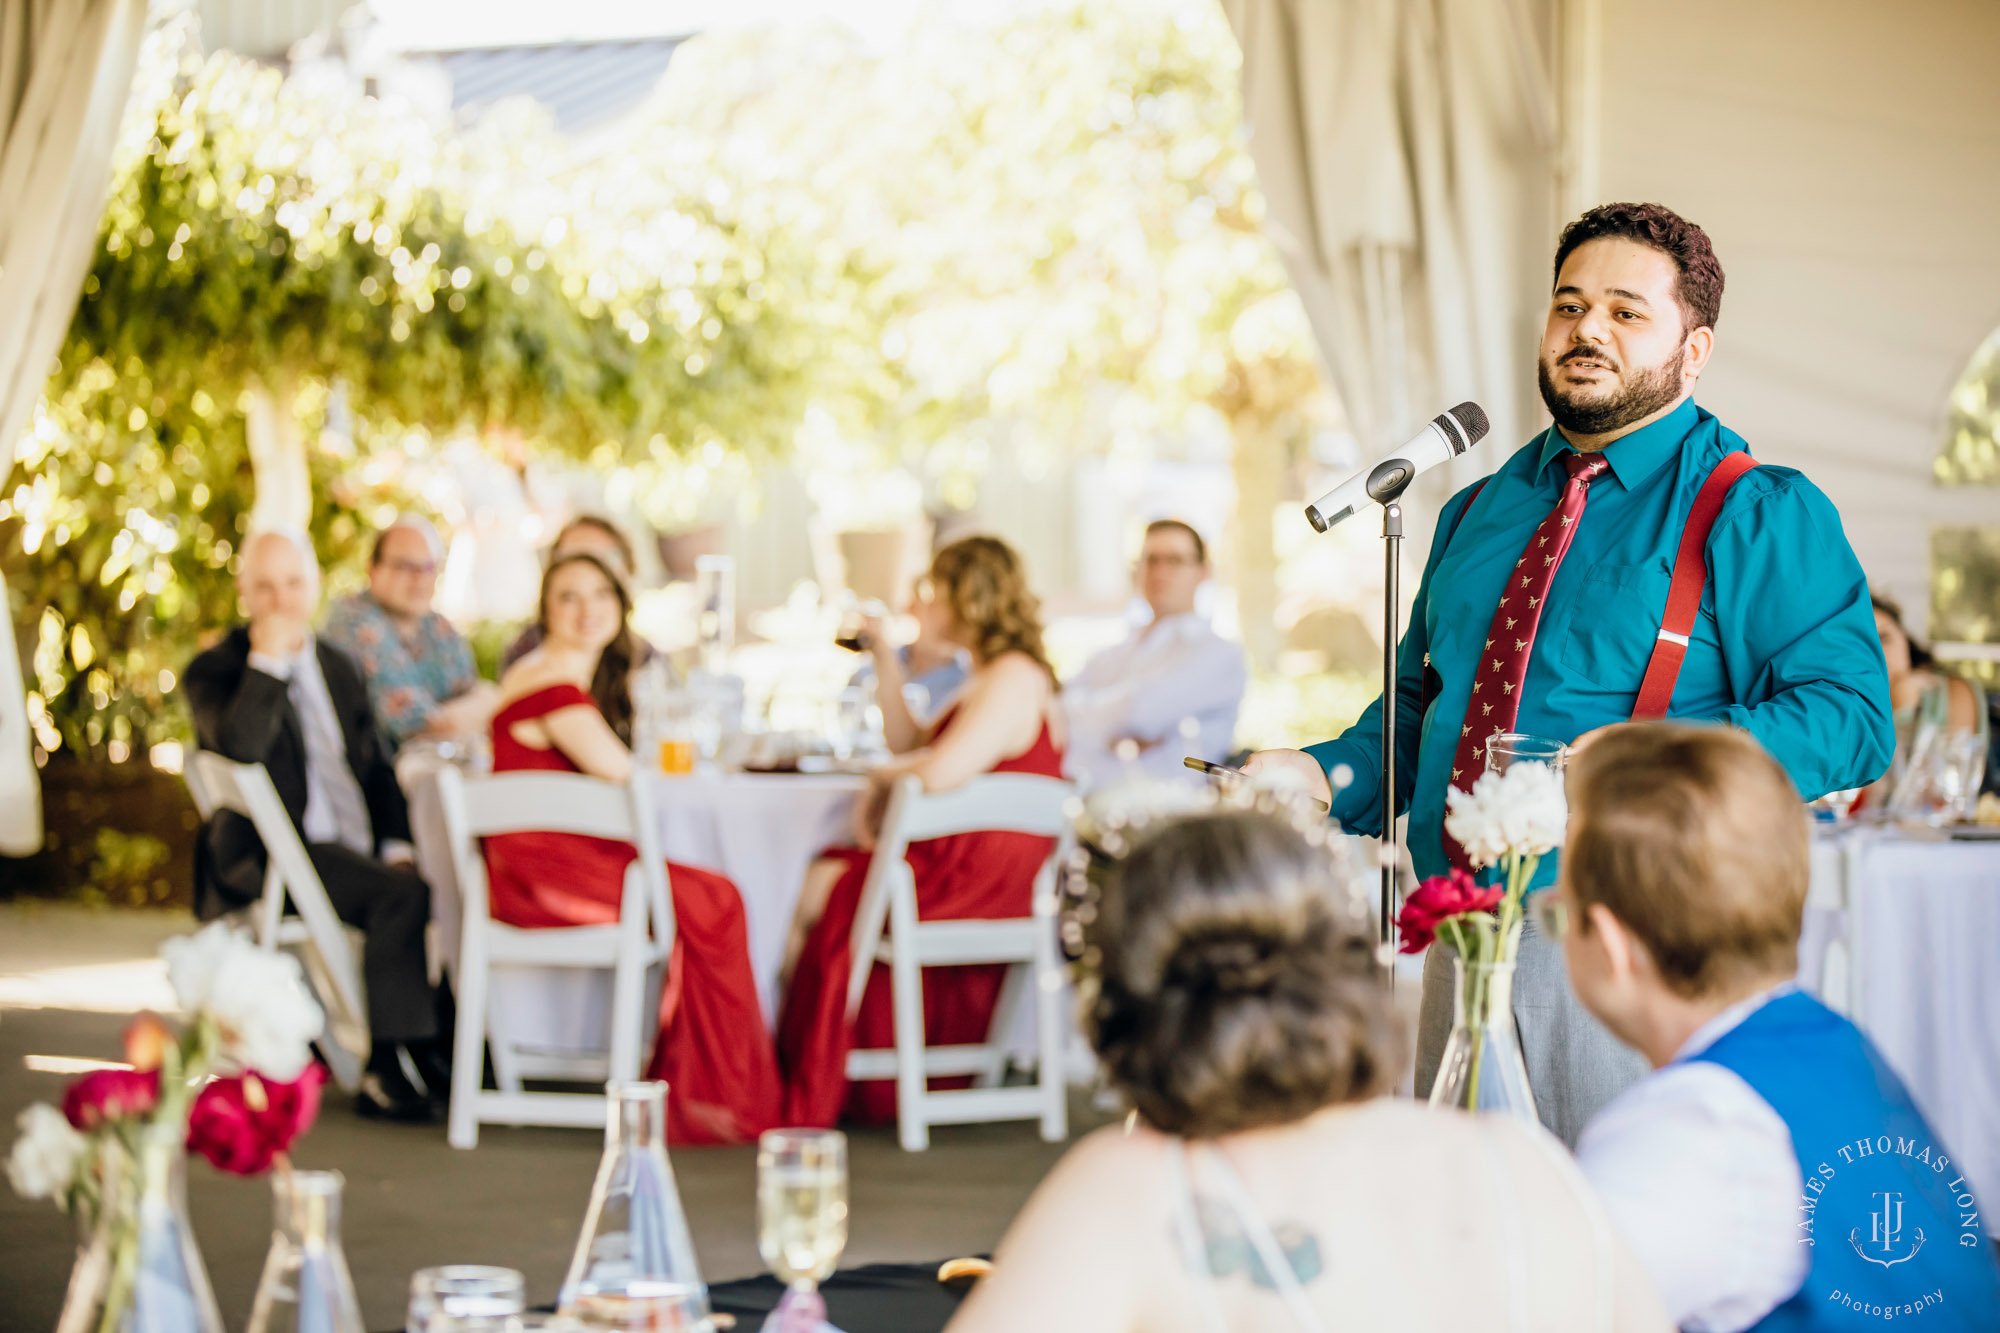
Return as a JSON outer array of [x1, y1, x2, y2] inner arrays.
[[757, 1129, 848, 1332]]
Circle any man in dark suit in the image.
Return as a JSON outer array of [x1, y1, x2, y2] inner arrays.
[[184, 528, 443, 1121]]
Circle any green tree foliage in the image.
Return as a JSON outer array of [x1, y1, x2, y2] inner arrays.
[[2, 18, 836, 759]]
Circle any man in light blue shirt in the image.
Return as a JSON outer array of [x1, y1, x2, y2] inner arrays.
[[1249, 203, 1894, 1143]]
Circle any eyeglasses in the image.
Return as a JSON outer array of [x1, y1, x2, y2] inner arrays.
[[1527, 890, 1570, 940], [1137, 554, 1201, 569], [382, 558, 438, 577]]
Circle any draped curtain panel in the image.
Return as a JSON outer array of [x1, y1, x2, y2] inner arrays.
[[1220, 0, 1560, 529], [0, 0, 149, 855]]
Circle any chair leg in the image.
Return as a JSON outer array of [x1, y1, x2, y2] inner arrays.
[[609, 937, 645, 1086], [889, 882, 929, 1152], [447, 948, 490, 1150], [1035, 938, 1068, 1144]]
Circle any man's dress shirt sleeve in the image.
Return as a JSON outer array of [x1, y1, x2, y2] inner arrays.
[[1578, 1062, 1808, 1332], [1703, 478, 1895, 798]]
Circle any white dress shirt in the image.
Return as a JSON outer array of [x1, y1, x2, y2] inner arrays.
[[248, 634, 377, 858], [1062, 612, 1248, 791], [1577, 983, 1810, 1333]]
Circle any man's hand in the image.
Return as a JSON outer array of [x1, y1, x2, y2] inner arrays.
[[1239, 748, 1334, 807], [248, 613, 307, 661]]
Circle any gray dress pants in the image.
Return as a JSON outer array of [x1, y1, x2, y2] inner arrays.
[[1413, 927, 1648, 1148]]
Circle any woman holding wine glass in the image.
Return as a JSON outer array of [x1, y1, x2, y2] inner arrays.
[[777, 535, 1066, 1126], [485, 551, 781, 1144]]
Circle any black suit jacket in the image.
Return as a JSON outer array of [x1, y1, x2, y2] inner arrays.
[[183, 627, 411, 918]]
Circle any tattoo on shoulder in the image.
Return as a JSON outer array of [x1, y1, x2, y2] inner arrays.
[[1182, 1195, 1325, 1291]]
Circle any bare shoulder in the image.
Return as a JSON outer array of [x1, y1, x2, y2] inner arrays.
[[497, 652, 574, 707], [975, 650, 1056, 698]]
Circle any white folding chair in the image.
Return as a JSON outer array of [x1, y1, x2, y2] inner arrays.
[[186, 752, 367, 1093], [435, 765, 673, 1149], [843, 772, 1073, 1151]]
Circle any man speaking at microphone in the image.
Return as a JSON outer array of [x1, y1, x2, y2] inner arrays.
[[1245, 202, 1894, 1144]]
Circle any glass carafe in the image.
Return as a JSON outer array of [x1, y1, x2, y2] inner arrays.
[[559, 1082, 712, 1331], [246, 1169, 365, 1333], [1426, 958, 1539, 1121], [58, 1124, 226, 1333]]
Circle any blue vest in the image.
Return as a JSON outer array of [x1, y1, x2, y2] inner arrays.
[[1690, 990, 2000, 1332]]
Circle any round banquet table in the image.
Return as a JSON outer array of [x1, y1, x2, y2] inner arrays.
[[404, 759, 864, 1053], [1798, 824, 2000, 1236]]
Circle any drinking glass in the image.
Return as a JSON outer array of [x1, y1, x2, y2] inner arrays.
[[406, 1266, 525, 1333], [1485, 733, 1567, 776], [757, 1129, 848, 1327]]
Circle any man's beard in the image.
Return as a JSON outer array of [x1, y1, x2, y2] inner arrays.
[[1538, 343, 1686, 436]]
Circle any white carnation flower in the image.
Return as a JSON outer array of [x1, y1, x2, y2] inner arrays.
[[1444, 763, 1568, 868], [7, 1104, 86, 1206], [161, 924, 324, 1080]]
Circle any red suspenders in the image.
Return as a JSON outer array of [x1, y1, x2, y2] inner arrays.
[[1442, 449, 1758, 721], [1629, 450, 1759, 719]]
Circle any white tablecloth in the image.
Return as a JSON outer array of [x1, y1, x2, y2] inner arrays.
[[1800, 827, 2000, 1234], [405, 762, 863, 1053]]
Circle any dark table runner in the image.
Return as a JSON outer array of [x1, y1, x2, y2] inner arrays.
[[708, 1261, 971, 1332]]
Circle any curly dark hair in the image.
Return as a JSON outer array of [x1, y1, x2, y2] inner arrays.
[[1554, 202, 1725, 334], [1083, 810, 1402, 1137], [536, 551, 638, 745], [927, 535, 1056, 683]]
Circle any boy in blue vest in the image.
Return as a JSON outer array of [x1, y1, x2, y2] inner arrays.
[[1552, 722, 2000, 1332]]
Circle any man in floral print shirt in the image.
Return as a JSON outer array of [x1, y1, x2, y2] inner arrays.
[[323, 515, 498, 751]]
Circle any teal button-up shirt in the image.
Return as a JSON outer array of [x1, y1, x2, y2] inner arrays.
[[1305, 397, 1895, 887]]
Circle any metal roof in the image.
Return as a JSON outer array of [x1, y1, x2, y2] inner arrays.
[[427, 38, 687, 133]]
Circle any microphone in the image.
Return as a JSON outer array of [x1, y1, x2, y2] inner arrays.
[[1304, 402, 1491, 532]]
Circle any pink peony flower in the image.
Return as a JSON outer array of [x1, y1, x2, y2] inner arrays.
[[186, 1065, 326, 1176], [1395, 869, 1503, 955], [61, 1069, 161, 1131]]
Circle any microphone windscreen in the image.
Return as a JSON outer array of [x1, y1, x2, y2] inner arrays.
[[1447, 401, 1490, 444]]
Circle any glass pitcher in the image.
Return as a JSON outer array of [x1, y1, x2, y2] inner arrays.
[[246, 1169, 365, 1333], [559, 1083, 712, 1331]]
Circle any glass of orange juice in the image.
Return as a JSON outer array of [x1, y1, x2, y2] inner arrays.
[[659, 737, 696, 775]]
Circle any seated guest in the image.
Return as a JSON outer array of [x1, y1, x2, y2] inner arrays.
[[323, 514, 497, 751], [501, 514, 663, 671], [1560, 723, 2000, 1330], [1866, 593, 1989, 808], [948, 805, 1667, 1333], [849, 574, 971, 731], [779, 535, 1066, 1125], [1063, 519, 1247, 791], [487, 551, 779, 1144], [184, 529, 446, 1123]]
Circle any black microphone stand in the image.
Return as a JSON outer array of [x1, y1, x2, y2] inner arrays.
[[1366, 458, 1419, 970]]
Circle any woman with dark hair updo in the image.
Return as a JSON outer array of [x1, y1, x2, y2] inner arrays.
[[777, 534, 1067, 1124], [484, 551, 780, 1144], [947, 807, 1668, 1333]]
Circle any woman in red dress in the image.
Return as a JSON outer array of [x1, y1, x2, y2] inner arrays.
[[485, 551, 780, 1144], [778, 535, 1067, 1125]]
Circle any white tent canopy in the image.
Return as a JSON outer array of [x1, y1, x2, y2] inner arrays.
[[0, 0, 148, 854]]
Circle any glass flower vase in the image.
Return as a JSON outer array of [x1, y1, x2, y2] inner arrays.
[[246, 1169, 365, 1333], [1427, 958, 1539, 1122], [559, 1082, 713, 1331], [58, 1125, 225, 1333]]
